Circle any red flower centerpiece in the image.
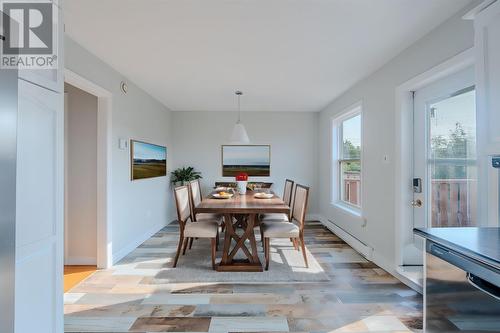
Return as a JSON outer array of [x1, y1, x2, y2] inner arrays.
[[235, 172, 248, 194]]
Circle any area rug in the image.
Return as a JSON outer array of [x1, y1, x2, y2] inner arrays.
[[114, 228, 330, 284]]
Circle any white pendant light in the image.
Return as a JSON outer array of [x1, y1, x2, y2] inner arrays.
[[230, 90, 250, 144]]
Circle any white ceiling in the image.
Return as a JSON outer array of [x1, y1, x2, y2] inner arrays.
[[64, 0, 471, 112]]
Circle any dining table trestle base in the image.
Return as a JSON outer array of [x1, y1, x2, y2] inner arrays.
[[216, 260, 263, 272], [195, 190, 290, 272]]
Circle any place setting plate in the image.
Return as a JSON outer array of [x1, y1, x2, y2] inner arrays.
[[253, 192, 274, 199], [212, 192, 234, 199]]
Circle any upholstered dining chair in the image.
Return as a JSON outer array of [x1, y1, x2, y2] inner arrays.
[[260, 179, 294, 222], [189, 179, 222, 223], [173, 185, 219, 270], [261, 184, 310, 270]]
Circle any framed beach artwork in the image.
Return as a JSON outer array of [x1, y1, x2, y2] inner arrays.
[[130, 140, 167, 180], [221, 145, 271, 177]]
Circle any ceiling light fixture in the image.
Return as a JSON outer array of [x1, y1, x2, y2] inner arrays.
[[230, 90, 250, 144]]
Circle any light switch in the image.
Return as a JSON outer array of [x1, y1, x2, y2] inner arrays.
[[119, 138, 128, 150]]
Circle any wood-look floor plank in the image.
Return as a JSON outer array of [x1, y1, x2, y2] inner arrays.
[[64, 221, 422, 332]]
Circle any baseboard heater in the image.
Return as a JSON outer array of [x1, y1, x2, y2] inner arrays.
[[325, 219, 374, 260]]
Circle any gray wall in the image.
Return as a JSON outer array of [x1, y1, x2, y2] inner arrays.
[[172, 111, 319, 215], [317, 7, 475, 269], [65, 37, 175, 263]]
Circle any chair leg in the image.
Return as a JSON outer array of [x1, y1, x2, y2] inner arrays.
[[292, 238, 298, 250], [216, 231, 219, 251], [211, 238, 216, 270], [188, 237, 194, 250], [260, 227, 265, 249], [265, 238, 270, 271], [299, 235, 308, 268], [173, 235, 184, 268], [182, 237, 189, 255]]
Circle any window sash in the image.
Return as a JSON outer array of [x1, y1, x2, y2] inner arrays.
[[332, 104, 362, 210], [339, 117, 361, 160], [339, 159, 361, 207]]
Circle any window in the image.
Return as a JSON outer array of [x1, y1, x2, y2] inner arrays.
[[333, 105, 362, 210]]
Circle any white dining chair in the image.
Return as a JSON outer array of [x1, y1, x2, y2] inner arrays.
[[260, 179, 294, 222], [173, 185, 219, 270], [261, 184, 310, 270], [189, 179, 223, 223]]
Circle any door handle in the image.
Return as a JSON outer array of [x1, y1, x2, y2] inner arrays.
[[411, 199, 422, 207], [467, 273, 500, 301]]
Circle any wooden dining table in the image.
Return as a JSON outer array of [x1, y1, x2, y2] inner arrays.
[[194, 190, 289, 272]]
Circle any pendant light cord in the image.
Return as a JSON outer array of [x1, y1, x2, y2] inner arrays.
[[238, 94, 241, 123], [236, 91, 242, 123]]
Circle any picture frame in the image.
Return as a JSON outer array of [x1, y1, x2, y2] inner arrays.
[[130, 140, 167, 180], [221, 145, 271, 177]]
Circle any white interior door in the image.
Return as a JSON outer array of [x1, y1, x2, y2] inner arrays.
[[15, 79, 63, 333]]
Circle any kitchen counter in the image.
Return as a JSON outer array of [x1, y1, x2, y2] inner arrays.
[[414, 227, 500, 270]]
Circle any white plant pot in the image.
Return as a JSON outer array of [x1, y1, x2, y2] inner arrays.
[[237, 181, 248, 194]]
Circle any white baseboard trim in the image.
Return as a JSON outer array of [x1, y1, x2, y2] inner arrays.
[[306, 213, 322, 221], [65, 256, 97, 265], [318, 216, 374, 260], [112, 222, 167, 265], [316, 214, 421, 293]]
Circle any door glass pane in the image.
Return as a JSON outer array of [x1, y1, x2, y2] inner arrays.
[[428, 88, 477, 227]]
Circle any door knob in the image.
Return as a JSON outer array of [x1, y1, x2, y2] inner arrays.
[[411, 199, 423, 207]]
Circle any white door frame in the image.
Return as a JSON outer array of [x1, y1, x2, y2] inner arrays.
[[394, 48, 474, 267], [64, 69, 113, 269]]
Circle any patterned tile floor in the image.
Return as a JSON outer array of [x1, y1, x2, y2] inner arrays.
[[64, 221, 423, 332]]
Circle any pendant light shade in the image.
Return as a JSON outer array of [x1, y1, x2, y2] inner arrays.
[[230, 122, 250, 143], [230, 90, 250, 144]]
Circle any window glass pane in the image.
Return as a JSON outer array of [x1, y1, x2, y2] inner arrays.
[[429, 88, 477, 227], [342, 114, 361, 159], [340, 160, 361, 207]]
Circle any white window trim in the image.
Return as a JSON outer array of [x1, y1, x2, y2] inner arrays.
[[331, 101, 363, 216]]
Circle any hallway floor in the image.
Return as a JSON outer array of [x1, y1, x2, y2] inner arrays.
[[64, 265, 97, 293], [64, 221, 422, 332]]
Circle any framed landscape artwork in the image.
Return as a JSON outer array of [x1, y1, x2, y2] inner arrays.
[[222, 145, 271, 177], [131, 140, 167, 180]]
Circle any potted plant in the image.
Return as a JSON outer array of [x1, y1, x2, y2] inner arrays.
[[170, 166, 202, 186]]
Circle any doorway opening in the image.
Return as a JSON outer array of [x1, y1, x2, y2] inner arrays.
[[63, 69, 113, 294], [404, 66, 476, 275], [64, 82, 99, 289], [394, 49, 475, 287]]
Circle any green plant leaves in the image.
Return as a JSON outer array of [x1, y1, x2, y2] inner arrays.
[[171, 166, 202, 184]]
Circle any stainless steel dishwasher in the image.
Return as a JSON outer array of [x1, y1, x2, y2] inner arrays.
[[425, 240, 500, 332]]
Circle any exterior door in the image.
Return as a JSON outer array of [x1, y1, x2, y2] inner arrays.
[[413, 66, 476, 231]]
